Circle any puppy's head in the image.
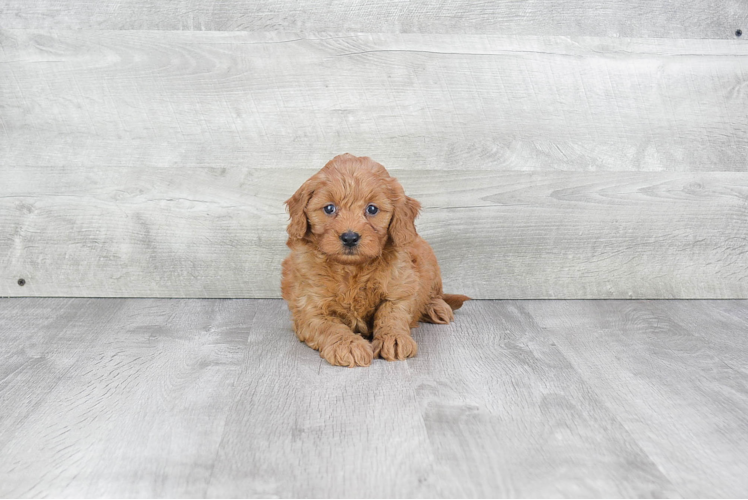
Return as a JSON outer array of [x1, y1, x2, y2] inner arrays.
[[286, 153, 421, 264]]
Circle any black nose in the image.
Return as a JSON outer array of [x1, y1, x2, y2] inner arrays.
[[340, 231, 360, 247]]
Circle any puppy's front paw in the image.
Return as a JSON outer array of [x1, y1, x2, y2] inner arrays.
[[320, 334, 373, 368], [372, 333, 418, 361]]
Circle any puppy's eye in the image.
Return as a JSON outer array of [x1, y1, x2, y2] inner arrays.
[[366, 204, 379, 216], [323, 204, 336, 215]]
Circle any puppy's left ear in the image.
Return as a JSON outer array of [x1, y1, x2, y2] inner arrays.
[[285, 177, 316, 241], [388, 178, 421, 247]]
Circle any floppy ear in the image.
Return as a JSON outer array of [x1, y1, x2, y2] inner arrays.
[[285, 178, 316, 241], [388, 179, 421, 247]]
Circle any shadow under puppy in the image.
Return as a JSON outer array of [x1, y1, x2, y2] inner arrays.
[[282, 154, 470, 367]]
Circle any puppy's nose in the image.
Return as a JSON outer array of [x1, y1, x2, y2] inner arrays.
[[340, 231, 360, 247]]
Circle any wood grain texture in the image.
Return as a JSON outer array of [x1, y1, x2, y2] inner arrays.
[[524, 300, 748, 497], [648, 300, 748, 375], [0, 0, 746, 39], [2, 30, 748, 172], [408, 301, 679, 497], [2, 298, 748, 497], [0, 298, 256, 497], [0, 299, 126, 451], [206, 299, 436, 498], [2, 166, 747, 298]]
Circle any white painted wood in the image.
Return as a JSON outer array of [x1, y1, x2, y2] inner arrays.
[[2, 31, 747, 172], [3, 30, 747, 298], [0, 298, 257, 497], [2, 167, 746, 298], [0, 0, 745, 38], [3, 298, 748, 496], [524, 300, 748, 497]]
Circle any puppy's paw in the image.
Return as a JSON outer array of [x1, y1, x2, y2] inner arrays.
[[421, 298, 455, 324], [320, 334, 373, 368], [372, 333, 418, 361]]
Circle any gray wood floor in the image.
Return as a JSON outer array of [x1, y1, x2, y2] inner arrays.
[[1, 298, 747, 498]]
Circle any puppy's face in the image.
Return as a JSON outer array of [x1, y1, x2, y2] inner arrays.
[[286, 154, 420, 265], [305, 174, 394, 264]]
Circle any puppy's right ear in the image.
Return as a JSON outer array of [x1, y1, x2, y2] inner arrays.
[[285, 178, 315, 241]]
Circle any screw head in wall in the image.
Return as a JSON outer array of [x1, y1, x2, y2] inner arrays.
[[737, 29, 743, 37], [17, 278, 26, 286]]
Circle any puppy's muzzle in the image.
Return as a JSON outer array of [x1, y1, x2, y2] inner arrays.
[[340, 231, 361, 248]]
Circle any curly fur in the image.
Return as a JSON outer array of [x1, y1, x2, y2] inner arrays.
[[281, 154, 470, 367]]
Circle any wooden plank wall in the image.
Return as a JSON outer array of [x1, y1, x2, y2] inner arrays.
[[1, 2, 747, 298], [1, 1, 746, 38]]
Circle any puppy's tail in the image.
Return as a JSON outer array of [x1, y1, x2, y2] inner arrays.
[[443, 294, 471, 311]]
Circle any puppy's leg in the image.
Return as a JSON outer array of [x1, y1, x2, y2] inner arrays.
[[295, 315, 373, 368], [372, 301, 418, 361], [420, 297, 455, 324]]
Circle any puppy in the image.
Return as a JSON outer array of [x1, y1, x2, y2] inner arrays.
[[281, 154, 470, 367]]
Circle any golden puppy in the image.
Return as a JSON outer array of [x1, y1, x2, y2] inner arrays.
[[281, 154, 470, 367]]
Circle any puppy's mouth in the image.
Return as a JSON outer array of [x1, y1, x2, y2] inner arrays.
[[329, 245, 371, 265]]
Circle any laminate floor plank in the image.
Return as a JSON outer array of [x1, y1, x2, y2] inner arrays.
[[0, 299, 126, 454], [408, 301, 679, 498], [1, 299, 747, 497], [523, 300, 748, 497], [646, 300, 748, 374], [0, 299, 256, 498], [206, 299, 436, 498]]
